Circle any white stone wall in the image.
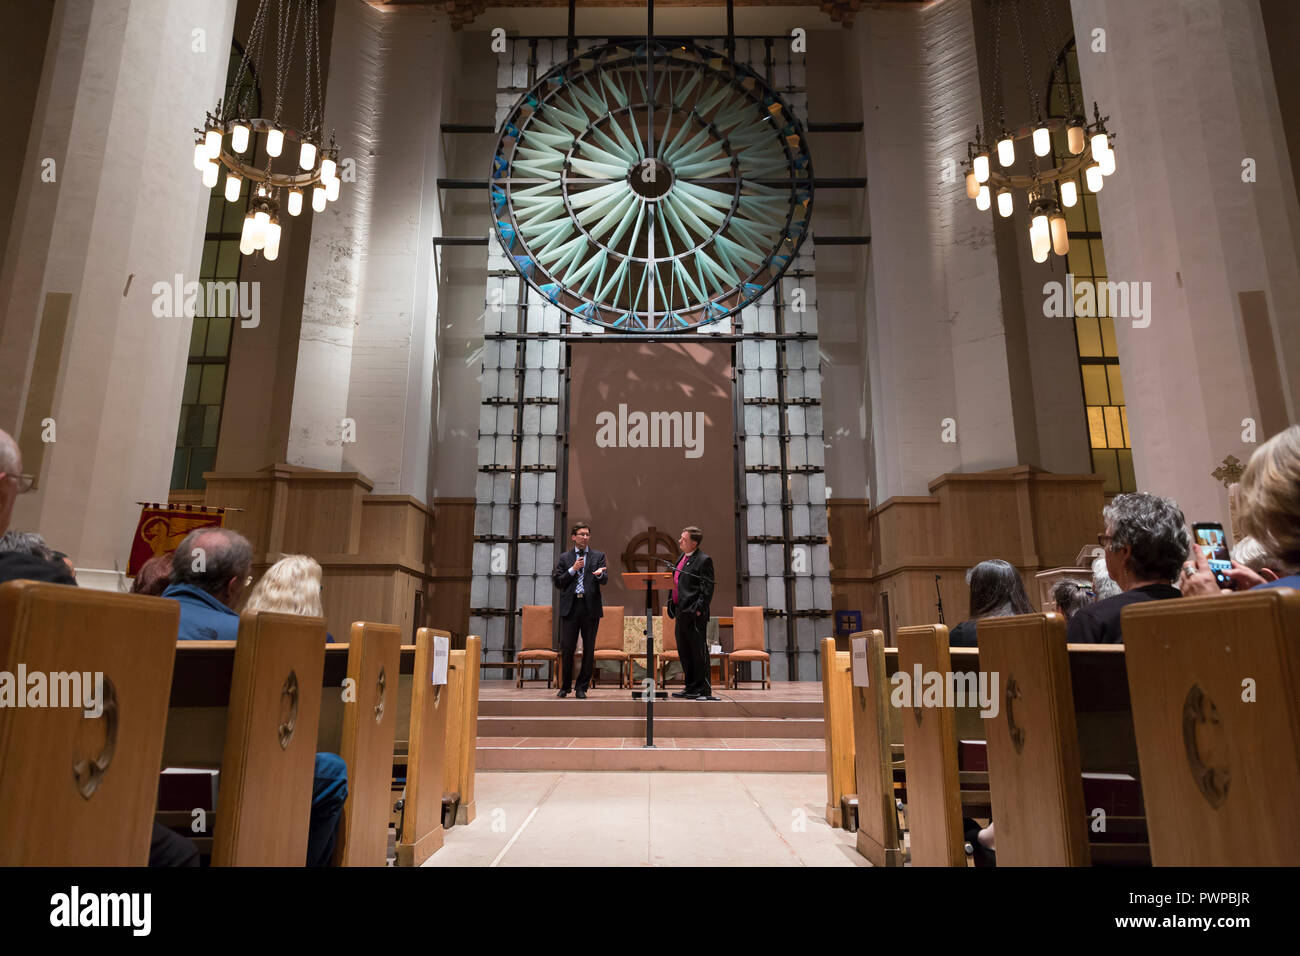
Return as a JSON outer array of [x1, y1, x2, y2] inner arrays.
[[1070, 0, 1300, 524], [288, 2, 454, 499], [0, 0, 235, 576], [853, 0, 1019, 502]]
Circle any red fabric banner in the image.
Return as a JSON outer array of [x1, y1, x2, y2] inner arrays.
[[128, 504, 225, 575]]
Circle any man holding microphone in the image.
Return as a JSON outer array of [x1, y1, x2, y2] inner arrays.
[[552, 521, 608, 698]]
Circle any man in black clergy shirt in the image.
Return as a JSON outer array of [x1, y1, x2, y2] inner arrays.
[[552, 521, 608, 698], [667, 525, 717, 701]]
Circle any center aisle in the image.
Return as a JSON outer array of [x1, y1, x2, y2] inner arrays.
[[424, 771, 863, 867]]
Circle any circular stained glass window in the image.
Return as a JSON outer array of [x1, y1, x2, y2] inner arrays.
[[491, 41, 814, 332]]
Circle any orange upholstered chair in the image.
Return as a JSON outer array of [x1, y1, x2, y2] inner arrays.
[[726, 606, 769, 689], [517, 606, 560, 688], [657, 607, 680, 686], [590, 606, 629, 688]]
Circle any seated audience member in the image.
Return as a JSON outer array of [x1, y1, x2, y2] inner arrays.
[[0, 431, 76, 585], [243, 553, 333, 641], [131, 553, 173, 596], [50, 549, 76, 582], [948, 559, 1033, 647], [1091, 554, 1122, 599], [162, 528, 253, 640], [1051, 579, 1096, 623], [1068, 492, 1188, 644], [1183, 425, 1300, 594], [1230, 536, 1290, 579], [162, 537, 348, 864]]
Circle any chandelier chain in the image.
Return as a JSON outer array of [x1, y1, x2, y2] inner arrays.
[[309, 0, 324, 138], [228, 0, 270, 122], [989, 0, 1004, 132], [1036, 0, 1076, 120], [1010, 0, 1041, 124]]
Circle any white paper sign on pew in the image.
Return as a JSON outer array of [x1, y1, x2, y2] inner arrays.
[[851, 636, 869, 687], [431, 635, 449, 685]]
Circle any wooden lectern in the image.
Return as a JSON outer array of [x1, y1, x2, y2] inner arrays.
[[622, 571, 674, 746]]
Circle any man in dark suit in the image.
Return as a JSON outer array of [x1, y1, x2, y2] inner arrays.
[[551, 521, 608, 699], [666, 525, 716, 700]]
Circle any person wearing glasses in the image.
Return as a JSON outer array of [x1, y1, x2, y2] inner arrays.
[[1067, 492, 1189, 644], [0, 429, 72, 586]]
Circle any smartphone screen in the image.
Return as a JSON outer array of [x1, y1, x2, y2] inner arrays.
[[1193, 522, 1232, 576]]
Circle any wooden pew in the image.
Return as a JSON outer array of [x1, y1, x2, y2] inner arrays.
[[394, 627, 451, 866], [820, 638, 854, 827], [976, 612, 1091, 866], [333, 621, 402, 866], [0, 581, 179, 865], [849, 630, 903, 866], [166, 626, 405, 866], [1122, 588, 1300, 865], [443, 635, 482, 826], [214, 613, 328, 865], [161, 612, 329, 865], [894, 624, 968, 866], [878, 640, 1146, 867]]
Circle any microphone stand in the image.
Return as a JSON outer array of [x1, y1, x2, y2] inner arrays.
[[934, 574, 945, 625]]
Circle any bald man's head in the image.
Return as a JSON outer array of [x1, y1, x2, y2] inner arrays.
[[0, 428, 22, 534], [171, 527, 254, 607]]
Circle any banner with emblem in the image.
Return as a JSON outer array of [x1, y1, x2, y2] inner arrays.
[[128, 503, 226, 575]]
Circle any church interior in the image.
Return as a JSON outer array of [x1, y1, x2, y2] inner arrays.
[[1, 0, 1298, 890]]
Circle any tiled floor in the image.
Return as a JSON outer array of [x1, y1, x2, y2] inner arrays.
[[424, 771, 865, 867]]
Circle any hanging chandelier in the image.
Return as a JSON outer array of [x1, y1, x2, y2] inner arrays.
[[191, 0, 340, 261], [963, 0, 1116, 263]]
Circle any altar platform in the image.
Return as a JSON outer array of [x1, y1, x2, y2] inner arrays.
[[476, 680, 826, 772]]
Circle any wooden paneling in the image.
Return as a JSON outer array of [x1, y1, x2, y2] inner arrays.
[[826, 468, 1107, 638], [198, 464, 466, 642], [425, 497, 474, 645]]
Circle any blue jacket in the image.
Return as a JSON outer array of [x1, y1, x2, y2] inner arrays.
[[164, 583, 240, 641]]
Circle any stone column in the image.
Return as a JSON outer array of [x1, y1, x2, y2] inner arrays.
[[1070, 0, 1300, 524], [0, 0, 235, 585], [854, 0, 1024, 502], [287, 2, 454, 498]]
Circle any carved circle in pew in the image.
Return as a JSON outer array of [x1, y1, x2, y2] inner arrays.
[[73, 676, 119, 800], [278, 670, 299, 750], [1182, 683, 1230, 809], [1005, 675, 1025, 755], [375, 666, 387, 724]]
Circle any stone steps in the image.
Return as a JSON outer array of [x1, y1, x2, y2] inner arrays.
[[477, 736, 826, 772]]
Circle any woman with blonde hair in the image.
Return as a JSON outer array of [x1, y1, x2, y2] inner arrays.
[[1183, 425, 1300, 593], [245, 554, 325, 618]]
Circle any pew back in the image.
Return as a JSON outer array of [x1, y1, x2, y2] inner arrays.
[[895, 624, 966, 866], [820, 638, 854, 827], [1122, 588, 1300, 865], [0, 581, 179, 865], [977, 612, 1090, 866], [337, 621, 402, 866], [849, 630, 902, 866], [444, 635, 482, 825], [397, 627, 450, 866], [213, 611, 327, 866]]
